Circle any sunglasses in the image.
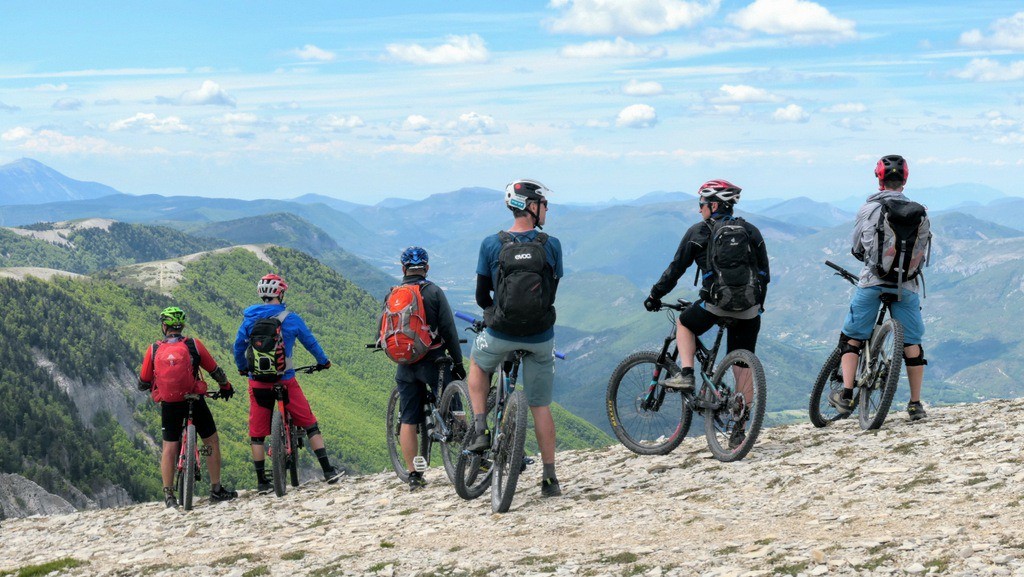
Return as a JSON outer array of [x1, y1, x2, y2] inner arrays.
[[538, 199, 549, 208]]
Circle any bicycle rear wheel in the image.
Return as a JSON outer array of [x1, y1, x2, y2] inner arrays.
[[808, 348, 857, 427], [606, 351, 692, 455], [704, 349, 766, 462], [453, 387, 495, 500], [385, 386, 430, 483], [492, 389, 528, 513], [181, 424, 197, 510], [439, 379, 471, 485], [271, 410, 287, 497], [859, 319, 904, 430]]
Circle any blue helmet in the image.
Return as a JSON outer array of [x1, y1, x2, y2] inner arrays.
[[400, 246, 429, 268]]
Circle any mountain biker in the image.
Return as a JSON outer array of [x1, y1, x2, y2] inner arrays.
[[828, 155, 929, 421], [643, 180, 770, 447], [388, 246, 467, 491], [464, 179, 565, 498], [233, 274, 343, 492], [137, 306, 238, 508]]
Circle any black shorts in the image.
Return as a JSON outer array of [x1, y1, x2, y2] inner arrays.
[[161, 399, 217, 442], [678, 302, 761, 354], [395, 360, 452, 425]]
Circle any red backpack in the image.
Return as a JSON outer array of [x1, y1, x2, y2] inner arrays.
[[378, 281, 439, 364], [150, 338, 204, 402]]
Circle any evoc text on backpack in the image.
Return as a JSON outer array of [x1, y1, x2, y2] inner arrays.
[[484, 231, 556, 336]]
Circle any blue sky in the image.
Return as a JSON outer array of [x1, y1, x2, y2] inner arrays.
[[1, 1, 1023, 203]]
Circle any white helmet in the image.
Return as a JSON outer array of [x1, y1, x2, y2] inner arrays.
[[504, 179, 550, 211], [697, 179, 742, 205]]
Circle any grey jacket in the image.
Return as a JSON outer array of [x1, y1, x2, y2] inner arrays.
[[850, 190, 922, 293]]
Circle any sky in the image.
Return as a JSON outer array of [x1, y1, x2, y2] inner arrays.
[[1, 1, 1023, 203]]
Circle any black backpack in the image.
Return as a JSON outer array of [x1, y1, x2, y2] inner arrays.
[[701, 217, 761, 312], [865, 197, 931, 286], [245, 311, 290, 382], [484, 231, 556, 336]]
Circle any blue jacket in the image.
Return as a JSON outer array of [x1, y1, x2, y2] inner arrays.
[[234, 303, 329, 380]]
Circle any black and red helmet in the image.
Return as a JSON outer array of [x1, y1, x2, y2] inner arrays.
[[874, 155, 909, 189]]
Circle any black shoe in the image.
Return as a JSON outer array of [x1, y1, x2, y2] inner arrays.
[[465, 429, 491, 453], [477, 458, 492, 474], [907, 401, 927, 421], [256, 481, 273, 494], [828, 389, 855, 414], [728, 427, 746, 450], [210, 486, 238, 502], [163, 489, 178, 509], [541, 477, 562, 498], [408, 471, 427, 492], [324, 466, 344, 484]]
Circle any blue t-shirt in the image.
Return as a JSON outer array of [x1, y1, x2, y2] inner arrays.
[[476, 229, 563, 342]]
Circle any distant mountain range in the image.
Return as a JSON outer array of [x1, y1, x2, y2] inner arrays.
[[0, 158, 122, 206]]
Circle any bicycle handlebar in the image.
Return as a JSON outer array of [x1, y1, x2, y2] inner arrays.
[[825, 260, 859, 286], [454, 311, 568, 360], [293, 364, 328, 374]]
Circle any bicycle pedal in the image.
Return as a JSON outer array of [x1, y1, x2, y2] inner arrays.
[[412, 456, 428, 473], [199, 446, 213, 457]]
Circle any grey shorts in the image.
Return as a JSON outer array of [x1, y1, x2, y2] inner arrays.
[[470, 330, 555, 407]]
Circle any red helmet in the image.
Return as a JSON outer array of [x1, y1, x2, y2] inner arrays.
[[697, 179, 742, 204], [874, 155, 908, 189], [257, 274, 288, 299]]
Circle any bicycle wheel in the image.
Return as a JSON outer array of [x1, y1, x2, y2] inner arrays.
[[606, 351, 692, 455], [808, 348, 858, 427], [704, 349, 766, 462], [385, 387, 429, 483], [288, 426, 301, 488], [271, 410, 287, 497], [182, 424, 197, 510], [439, 380, 471, 485], [859, 319, 904, 430], [453, 386, 496, 501], [492, 389, 528, 513]]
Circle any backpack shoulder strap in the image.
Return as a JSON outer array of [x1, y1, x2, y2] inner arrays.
[[497, 230, 513, 244], [535, 232, 549, 245], [184, 338, 202, 376], [150, 341, 161, 368], [274, 311, 290, 323]]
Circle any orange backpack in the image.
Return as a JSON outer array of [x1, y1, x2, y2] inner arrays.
[[379, 281, 439, 364], [151, 337, 204, 402]]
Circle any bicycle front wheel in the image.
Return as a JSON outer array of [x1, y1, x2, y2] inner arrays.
[[385, 387, 428, 483], [492, 389, 528, 513], [859, 319, 904, 430], [439, 379, 471, 485], [453, 387, 495, 501], [606, 351, 691, 455], [808, 348, 857, 427], [288, 426, 301, 488], [271, 410, 287, 497], [182, 424, 197, 510], [704, 349, 767, 462]]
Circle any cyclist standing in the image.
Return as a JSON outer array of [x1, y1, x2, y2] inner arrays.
[[464, 179, 564, 498], [137, 306, 238, 508], [828, 155, 929, 420], [386, 246, 467, 491], [644, 180, 770, 445], [233, 274, 343, 492]]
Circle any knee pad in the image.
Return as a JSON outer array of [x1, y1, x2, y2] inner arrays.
[[904, 347, 928, 367], [250, 437, 265, 445], [838, 333, 863, 356], [305, 423, 321, 439]]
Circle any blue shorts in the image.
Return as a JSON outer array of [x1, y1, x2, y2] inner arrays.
[[842, 286, 924, 345], [470, 330, 555, 407]]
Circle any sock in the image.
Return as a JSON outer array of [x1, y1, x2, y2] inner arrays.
[[314, 448, 331, 471], [680, 367, 694, 377], [474, 414, 487, 434], [211, 483, 221, 493], [841, 388, 853, 400], [254, 460, 267, 483], [543, 463, 556, 481]]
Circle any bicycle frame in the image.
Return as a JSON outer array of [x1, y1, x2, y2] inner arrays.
[[826, 260, 897, 391], [176, 394, 213, 481]]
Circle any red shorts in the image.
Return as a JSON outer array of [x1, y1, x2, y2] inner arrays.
[[248, 378, 317, 437]]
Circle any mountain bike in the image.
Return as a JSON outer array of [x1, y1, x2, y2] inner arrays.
[[808, 261, 904, 430], [175, 391, 222, 511], [267, 365, 325, 497], [368, 342, 469, 485], [451, 312, 566, 513], [606, 299, 766, 462]]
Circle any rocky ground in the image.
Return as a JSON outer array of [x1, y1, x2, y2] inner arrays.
[[2, 398, 1024, 576]]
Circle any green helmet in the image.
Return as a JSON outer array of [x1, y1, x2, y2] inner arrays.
[[159, 306, 186, 328]]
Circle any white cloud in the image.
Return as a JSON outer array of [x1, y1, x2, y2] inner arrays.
[[616, 104, 657, 128], [386, 34, 488, 65], [834, 117, 870, 131], [711, 105, 742, 115], [560, 37, 667, 59], [622, 80, 664, 96], [95, 99, 121, 106], [291, 44, 336, 62], [109, 112, 191, 134], [455, 112, 505, 135], [52, 97, 83, 111], [546, 0, 720, 36], [379, 136, 454, 155], [959, 12, 1024, 50], [402, 115, 433, 131], [953, 58, 1024, 82], [712, 84, 781, 103], [0, 101, 19, 112], [158, 80, 236, 107], [0, 127, 129, 155], [319, 114, 365, 131], [33, 83, 68, 92], [822, 102, 867, 113], [772, 104, 809, 122], [584, 119, 611, 128], [1, 127, 32, 141], [728, 0, 856, 41]]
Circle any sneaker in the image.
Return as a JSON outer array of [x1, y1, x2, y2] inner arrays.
[[256, 481, 273, 494], [907, 401, 927, 421], [662, 373, 694, 391], [827, 388, 855, 414], [408, 471, 427, 492], [163, 489, 178, 509], [477, 458, 492, 474], [541, 477, 562, 498], [210, 486, 238, 502], [324, 466, 345, 485], [465, 428, 491, 453]]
